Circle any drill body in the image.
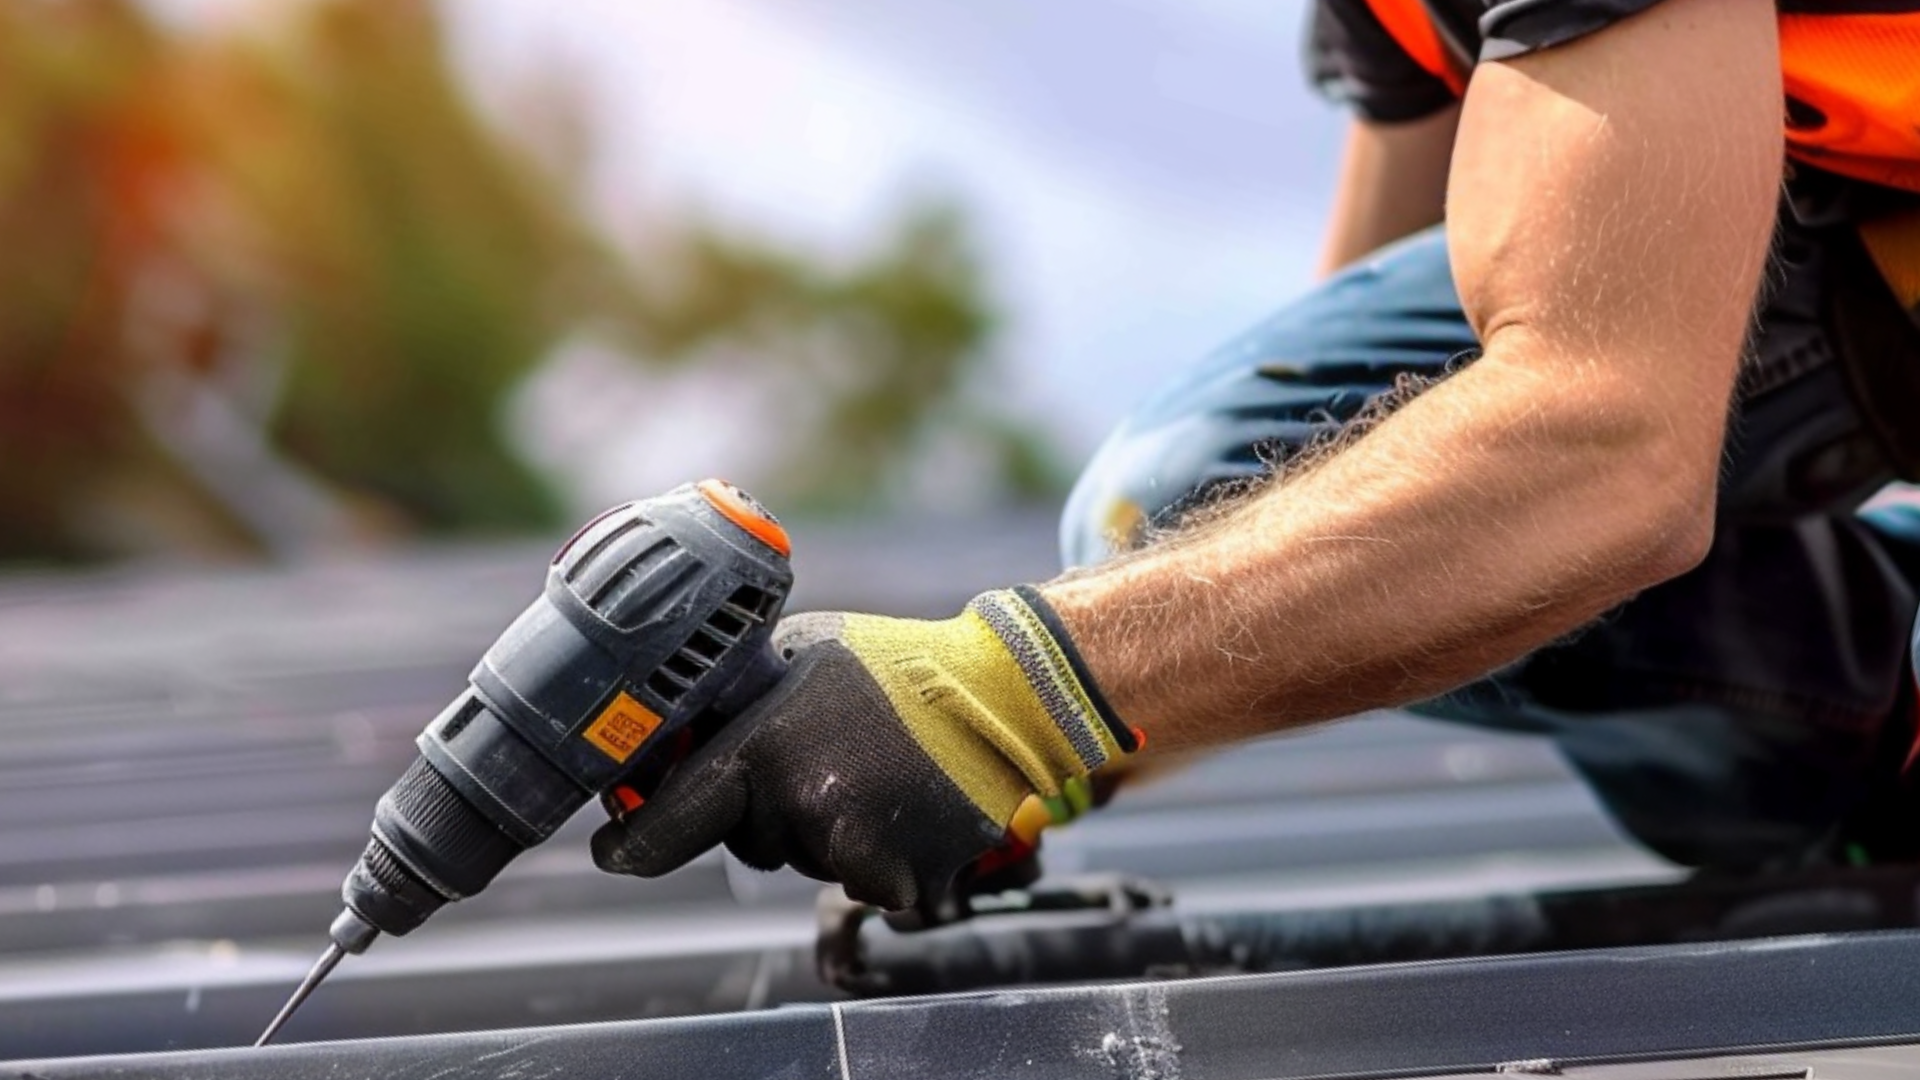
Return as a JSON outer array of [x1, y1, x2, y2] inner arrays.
[[332, 480, 794, 953]]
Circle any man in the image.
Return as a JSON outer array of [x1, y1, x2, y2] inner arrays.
[[593, 0, 1920, 912]]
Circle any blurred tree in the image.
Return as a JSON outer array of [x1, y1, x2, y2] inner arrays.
[[0, 0, 1047, 564], [645, 202, 1059, 512], [0, 0, 206, 558], [182, 0, 583, 535]]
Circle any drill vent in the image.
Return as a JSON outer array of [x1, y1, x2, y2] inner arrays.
[[645, 585, 778, 706], [567, 527, 711, 632], [558, 511, 645, 582]]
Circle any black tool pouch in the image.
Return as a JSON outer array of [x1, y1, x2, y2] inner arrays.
[[1830, 202, 1920, 481]]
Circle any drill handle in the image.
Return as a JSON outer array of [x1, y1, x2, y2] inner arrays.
[[603, 641, 788, 817]]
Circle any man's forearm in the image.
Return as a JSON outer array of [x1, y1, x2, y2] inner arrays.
[[1041, 348, 1722, 752], [1047, 0, 1780, 754]]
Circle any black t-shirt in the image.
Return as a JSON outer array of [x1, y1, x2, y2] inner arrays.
[[1308, 0, 1666, 122]]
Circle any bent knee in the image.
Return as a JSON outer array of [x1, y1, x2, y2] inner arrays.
[[1059, 415, 1265, 569]]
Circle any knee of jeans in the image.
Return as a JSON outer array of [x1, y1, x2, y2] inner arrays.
[[1058, 226, 1467, 571], [1057, 339, 1341, 569], [1060, 405, 1285, 569], [1059, 422, 1160, 570]]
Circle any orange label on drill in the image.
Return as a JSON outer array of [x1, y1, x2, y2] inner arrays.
[[582, 692, 663, 763]]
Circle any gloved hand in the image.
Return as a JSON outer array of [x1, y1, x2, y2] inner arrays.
[[590, 586, 1140, 911]]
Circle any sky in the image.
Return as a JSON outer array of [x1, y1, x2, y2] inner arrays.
[[148, 0, 1351, 509], [448, 1, 1346, 450]]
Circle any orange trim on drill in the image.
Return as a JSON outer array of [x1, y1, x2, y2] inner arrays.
[[1780, 11, 1920, 194], [1362, 0, 1467, 97], [698, 479, 791, 557]]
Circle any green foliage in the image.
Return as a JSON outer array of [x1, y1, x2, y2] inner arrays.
[[198, 0, 586, 532], [648, 203, 1027, 512], [0, 0, 175, 558], [0, 0, 1047, 563]]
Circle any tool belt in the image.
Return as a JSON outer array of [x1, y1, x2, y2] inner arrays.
[[1832, 202, 1920, 480]]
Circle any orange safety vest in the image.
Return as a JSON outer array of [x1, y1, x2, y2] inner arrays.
[[1361, 0, 1920, 315]]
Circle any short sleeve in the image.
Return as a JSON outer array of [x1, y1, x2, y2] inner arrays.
[[1307, 0, 1458, 124], [1478, 0, 1671, 62]]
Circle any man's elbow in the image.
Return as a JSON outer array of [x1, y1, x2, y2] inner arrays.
[[1494, 331, 1732, 598], [1607, 432, 1719, 594], [1633, 479, 1716, 587]]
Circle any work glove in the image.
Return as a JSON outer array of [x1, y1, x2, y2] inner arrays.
[[590, 586, 1140, 911]]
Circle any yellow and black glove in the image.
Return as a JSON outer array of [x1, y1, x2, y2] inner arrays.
[[590, 586, 1139, 911]]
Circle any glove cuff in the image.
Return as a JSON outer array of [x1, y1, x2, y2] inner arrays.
[[1008, 585, 1139, 755], [965, 589, 1139, 783]]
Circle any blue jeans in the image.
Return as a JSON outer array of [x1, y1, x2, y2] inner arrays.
[[1063, 223, 1920, 869]]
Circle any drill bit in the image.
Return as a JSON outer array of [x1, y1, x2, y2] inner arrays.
[[254, 941, 345, 1046]]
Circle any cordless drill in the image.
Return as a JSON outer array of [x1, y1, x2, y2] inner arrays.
[[256, 480, 794, 1044]]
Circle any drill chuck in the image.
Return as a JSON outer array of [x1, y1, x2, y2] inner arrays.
[[333, 481, 794, 950], [342, 755, 520, 939]]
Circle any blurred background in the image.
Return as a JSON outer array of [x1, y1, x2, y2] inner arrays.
[[2, 0, 1341, 564], [0, 0, 1669, 1061]]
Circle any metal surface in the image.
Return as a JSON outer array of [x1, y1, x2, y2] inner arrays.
[[1545, 1042, 1920, 1078], [9, 929, 1920, 1079], [0, 909, 831, 1058]]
